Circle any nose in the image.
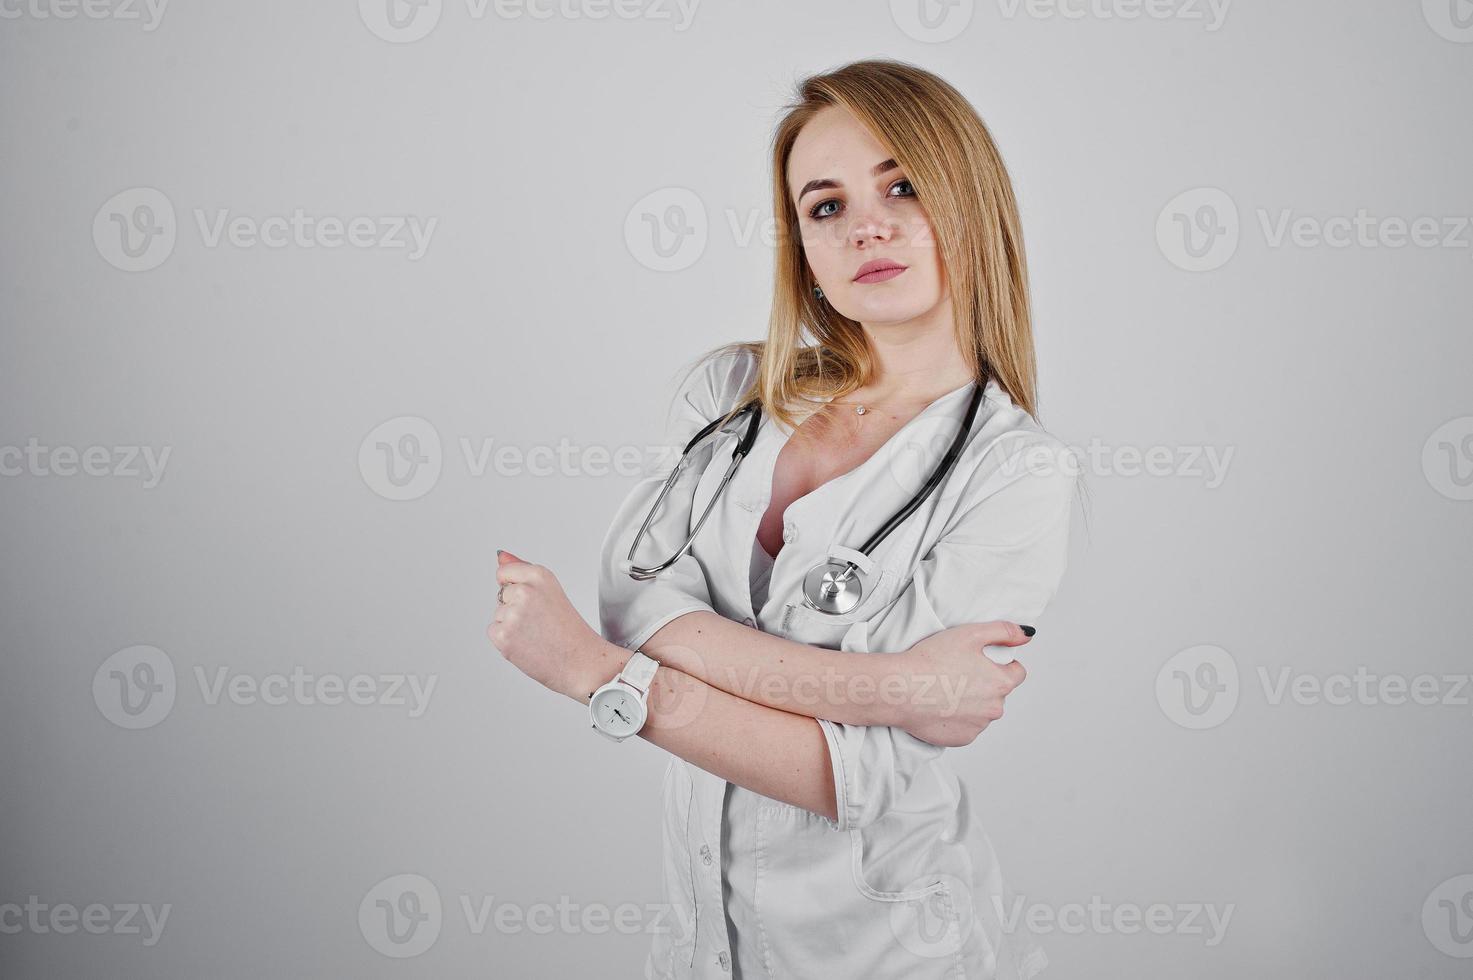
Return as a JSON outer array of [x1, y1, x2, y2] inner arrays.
[[847, 203, 896, 248]]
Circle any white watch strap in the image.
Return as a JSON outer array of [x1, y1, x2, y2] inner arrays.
[[619, 651, 659, 695]]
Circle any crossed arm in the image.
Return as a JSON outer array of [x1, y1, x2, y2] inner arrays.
[[574, 613, 1025, 825], [511, 594, 1031, 826], [567, 622, 849, 822]]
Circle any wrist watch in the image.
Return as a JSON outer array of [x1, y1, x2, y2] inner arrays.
[[588, 651, 660, 742]]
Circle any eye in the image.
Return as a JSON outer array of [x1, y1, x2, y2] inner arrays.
[[807, 198, 841, 221], [804, 178, 915, 221]]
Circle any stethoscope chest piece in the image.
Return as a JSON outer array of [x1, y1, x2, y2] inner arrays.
[[801, 560, 866, 615]]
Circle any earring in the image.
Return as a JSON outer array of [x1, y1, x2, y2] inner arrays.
[[813, 285, 825, 302]]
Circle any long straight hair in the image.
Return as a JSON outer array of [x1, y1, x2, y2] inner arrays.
[[687, 58, 1039, 434]]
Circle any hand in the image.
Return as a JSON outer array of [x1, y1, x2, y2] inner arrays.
[[487, 549, 614, 701], [892, 621, 1034, 747]]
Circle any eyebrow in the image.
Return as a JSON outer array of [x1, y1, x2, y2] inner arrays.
[[795, 158, 900, 205]]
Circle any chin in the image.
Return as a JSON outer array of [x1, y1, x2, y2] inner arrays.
[[841, 296, 936, 325]]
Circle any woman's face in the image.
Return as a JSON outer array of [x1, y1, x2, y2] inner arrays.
[[787, 105, 947, 328]]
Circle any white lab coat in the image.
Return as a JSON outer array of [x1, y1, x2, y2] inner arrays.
[[597, 347, 1075, 979]]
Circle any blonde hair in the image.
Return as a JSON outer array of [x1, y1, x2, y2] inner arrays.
[[686, 57, 1039, 434]]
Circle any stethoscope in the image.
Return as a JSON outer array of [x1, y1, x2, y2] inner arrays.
[[626, 380, 986, 616]]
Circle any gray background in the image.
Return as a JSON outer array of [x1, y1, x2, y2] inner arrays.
[[2, 0, 1471, 977]]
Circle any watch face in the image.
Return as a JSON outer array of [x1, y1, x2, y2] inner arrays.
[[591, 686, 645, 738]]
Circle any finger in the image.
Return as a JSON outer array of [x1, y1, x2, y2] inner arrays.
[[969, 620, 1036, 650], [495, 555, 540, 586], [998, 659, 1027, 689]]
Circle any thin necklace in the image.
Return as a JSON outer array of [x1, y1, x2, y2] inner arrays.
[[832, 388, 968, 416]]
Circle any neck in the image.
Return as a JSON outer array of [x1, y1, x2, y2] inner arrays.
[[854, 306, 974, 403]]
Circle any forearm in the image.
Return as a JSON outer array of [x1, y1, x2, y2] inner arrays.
[[639, 610, 913, 728], [572, 640, 837, 821]]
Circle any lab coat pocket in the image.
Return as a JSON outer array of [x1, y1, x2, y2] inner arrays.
[[850, 820, 974, 976], [848, 819, 948, 901], [781, 568, 897, 650]]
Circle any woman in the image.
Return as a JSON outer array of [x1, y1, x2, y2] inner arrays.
[[489, 59, 1075, 979]]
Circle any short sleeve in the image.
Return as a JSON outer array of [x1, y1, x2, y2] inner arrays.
[[596, 347, 758, 651], [817, 433, 1078, 831]]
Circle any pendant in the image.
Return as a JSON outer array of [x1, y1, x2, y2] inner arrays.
[[855, 405, 867, 415]]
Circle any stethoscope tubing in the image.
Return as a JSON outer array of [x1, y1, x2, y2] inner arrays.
[[626, 401, 764, 580], [625, 380, 984, 610]]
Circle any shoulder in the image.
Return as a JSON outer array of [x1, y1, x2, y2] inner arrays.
[[670, 343, 761, 418], [952, 379, 1078, 512]]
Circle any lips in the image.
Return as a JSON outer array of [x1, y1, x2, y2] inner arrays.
[[853, 258, 908, 284]]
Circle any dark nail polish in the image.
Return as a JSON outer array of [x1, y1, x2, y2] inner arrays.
[[1020, 625, 1036, 637]]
